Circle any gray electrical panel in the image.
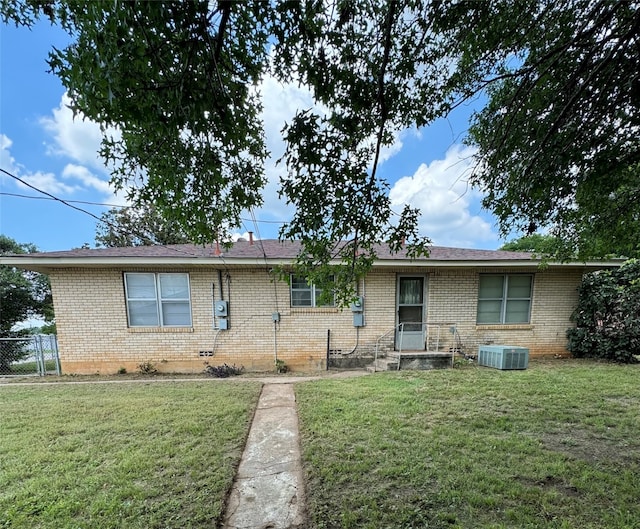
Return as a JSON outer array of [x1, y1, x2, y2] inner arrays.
[[214, 300, 229, 330], [351, 296, 365, 327]]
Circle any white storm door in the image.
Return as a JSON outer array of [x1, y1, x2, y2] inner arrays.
[[396, 276, 426, 350]]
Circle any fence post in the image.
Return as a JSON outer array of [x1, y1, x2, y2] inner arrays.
[[53, 335, 61, 376], [35, 335, 44, 376]]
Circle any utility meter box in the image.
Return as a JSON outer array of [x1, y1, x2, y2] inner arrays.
[[218, 318, 229, 330], [214, 300, 228, 317], [351, 296, 365, 327], [350, 296, 364, 312]]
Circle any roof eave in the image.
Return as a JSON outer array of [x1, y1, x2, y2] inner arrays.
[[0, 255, 623, 272]]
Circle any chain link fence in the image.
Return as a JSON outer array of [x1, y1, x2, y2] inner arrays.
[[0, 335, 61, 377]]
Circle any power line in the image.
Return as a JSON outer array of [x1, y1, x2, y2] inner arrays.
[[0, 167, 205, 258], [0, 191, 124, 208], [1, 167, 292, 262], [0, 190, 289, 225], [2, 168, 106, 224]]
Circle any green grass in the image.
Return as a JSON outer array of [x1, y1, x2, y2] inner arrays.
[[0, 381, 262, 528], [6, 359, 58, 375], [296, 360, 640, 529]]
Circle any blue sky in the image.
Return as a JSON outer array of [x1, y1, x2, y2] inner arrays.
[[1, 19, 505, 253]]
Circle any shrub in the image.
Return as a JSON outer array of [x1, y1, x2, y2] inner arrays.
[[567, 259, 640, 363], [275, 359, 288, 373], [137, 361, 157, 374], [203, 363, 244, 378]]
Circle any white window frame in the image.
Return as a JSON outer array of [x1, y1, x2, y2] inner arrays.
[[477, 274, 533, 324], [290, 275, 335, 308], [124, 272, 192, 327]]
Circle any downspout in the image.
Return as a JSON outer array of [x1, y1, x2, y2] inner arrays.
[[218, 270, 224, 301]]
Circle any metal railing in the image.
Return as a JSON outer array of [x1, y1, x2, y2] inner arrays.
[[0, 335, 60, 377], [373, 322, 457, 372]]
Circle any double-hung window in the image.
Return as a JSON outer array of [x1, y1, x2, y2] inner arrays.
[[124, 273, 192, 327], [477, 274, 532, 324], [290, 275, 334, 307]]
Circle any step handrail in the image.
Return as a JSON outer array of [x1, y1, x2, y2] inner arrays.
[[373, 324, 402, 373], [373, 322, 458, 371]]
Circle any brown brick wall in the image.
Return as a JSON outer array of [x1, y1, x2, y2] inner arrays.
[[49, 265, 583, 374]]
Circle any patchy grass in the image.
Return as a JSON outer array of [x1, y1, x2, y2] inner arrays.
[[0, 381, 262, 528], [296, 360, 640, 529]]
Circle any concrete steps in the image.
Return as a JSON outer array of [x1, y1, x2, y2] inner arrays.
[[367, 351, 454, 372]]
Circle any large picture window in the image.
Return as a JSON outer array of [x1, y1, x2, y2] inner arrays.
[[477, 274, 532, 324], [124, 273, 192, 327], [290, 275, 334, 307]]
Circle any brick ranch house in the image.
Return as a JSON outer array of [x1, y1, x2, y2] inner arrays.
[[1, 239, 620, 374]]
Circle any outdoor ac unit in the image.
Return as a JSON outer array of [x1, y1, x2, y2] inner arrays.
[[478, 345, 529, 370]]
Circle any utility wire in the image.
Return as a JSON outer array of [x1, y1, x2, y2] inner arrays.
[[1, 167, 209, 258], [0, 191, 289, 225], [0, 191, 124, 208], [2, 168, 105, 224]]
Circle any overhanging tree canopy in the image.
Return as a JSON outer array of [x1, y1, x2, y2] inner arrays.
[[0, 235, 53, 336], [3, 0, 639, 301], [95, 205, 192, 247]]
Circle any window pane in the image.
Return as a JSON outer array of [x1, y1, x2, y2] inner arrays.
[[314, 288, 336, 307], [399, 306, 423, 331], [126, 273, 157, 299], [159, 273, 189, 299], [399, 278, 423, 304], [291, 276, 309, 289], [505, 300, 531, 323], [128, 300, 159, 326], [507, 275, 532, 298], [477, 300, 502, 324], [479, 276, 504, 299], [162, 301, 191, 326], [291, 290, 312, 307]]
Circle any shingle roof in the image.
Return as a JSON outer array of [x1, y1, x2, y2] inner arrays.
[[17, 239, 535, 261]]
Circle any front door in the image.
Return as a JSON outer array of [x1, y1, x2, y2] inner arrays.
[[396, 276, 426, 350]]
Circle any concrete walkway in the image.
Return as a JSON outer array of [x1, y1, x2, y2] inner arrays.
[[223, 383, 306, 529], [222, 371, 370, 528]]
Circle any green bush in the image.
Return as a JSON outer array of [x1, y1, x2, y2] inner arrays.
[[567, 259, 640, 363], [203, 363, 244, 378]]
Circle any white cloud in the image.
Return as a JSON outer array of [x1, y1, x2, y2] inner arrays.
[[253, 76, 318, 224], [39, 93, 107, 170], [62, 164, 112, 195], [0, 134, 18, 174], [1, 133, 79, 195], [30, 93, 130, 204], [389, 144, 498, 248], [20, 170, 80, 195]]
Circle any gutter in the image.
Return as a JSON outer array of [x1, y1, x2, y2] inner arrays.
[[0, 255, 623, 273]]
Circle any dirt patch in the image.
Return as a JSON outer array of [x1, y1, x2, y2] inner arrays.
[[514, 474, 581, 497], [541, 427, 639, 466]]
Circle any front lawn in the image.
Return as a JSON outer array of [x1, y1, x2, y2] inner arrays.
[[296, 361, 640, 529], [0, 381, 262, 529]]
